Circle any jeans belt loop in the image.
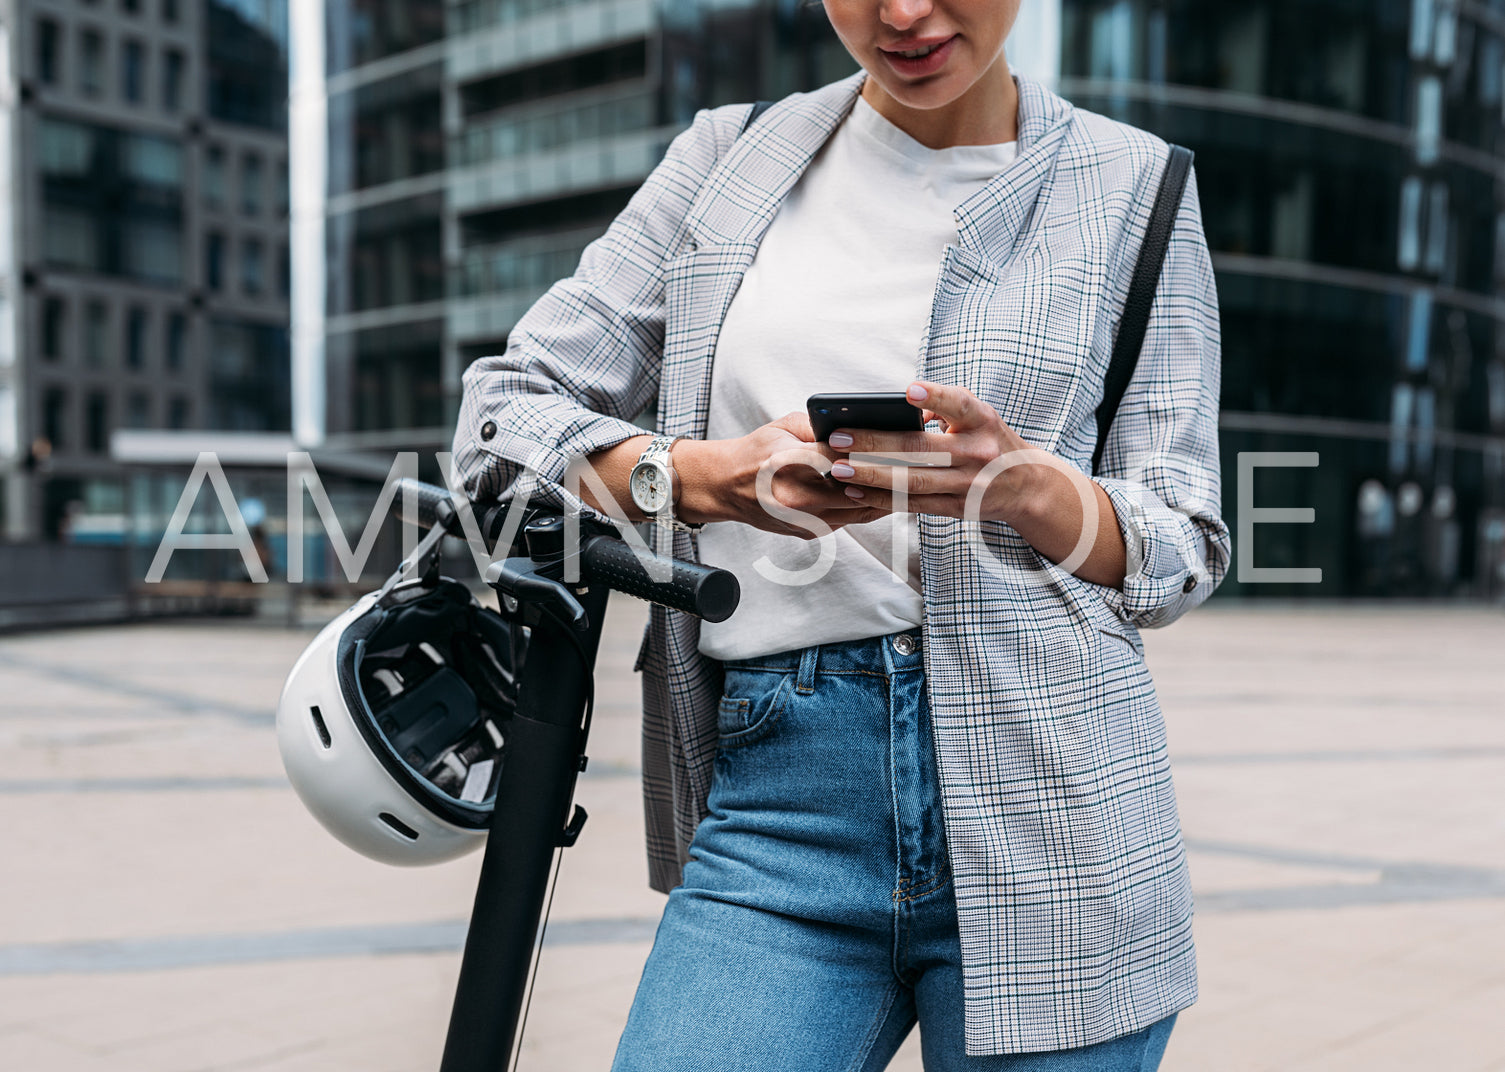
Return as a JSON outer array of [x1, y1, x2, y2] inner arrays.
[[795, 645, 818, 695]]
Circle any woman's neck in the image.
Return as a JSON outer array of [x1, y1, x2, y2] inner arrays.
[[859, 59, 1020, 150]]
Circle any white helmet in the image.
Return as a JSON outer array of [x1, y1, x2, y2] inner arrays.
[[276, 577, 518, 866]]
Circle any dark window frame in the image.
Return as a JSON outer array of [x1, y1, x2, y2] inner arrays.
[[36, 17, 61, 86], [121, 38, 146, 104]]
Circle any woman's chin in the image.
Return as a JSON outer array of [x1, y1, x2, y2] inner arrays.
[[865, 71, 968, 114]]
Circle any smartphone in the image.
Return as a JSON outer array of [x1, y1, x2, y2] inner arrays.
[[807, 392, 923, 443]]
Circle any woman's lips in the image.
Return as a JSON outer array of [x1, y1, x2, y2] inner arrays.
[[879, 35, 957, 78]]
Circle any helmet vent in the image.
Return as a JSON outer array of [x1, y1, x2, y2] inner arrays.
[[378, 812, 420, 840], [309, 706, 332, 749]]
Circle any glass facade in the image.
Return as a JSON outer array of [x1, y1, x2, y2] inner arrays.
[[315, 0, 857, 444], [1061, 0, 1505, 598], [39, 119, 185, 286], [208, 318, 292, 431], [5, 0, 293, 541], [207, 1, 289, 129]]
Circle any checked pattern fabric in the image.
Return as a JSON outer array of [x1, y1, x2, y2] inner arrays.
[[452, 72, 1231, 1056]]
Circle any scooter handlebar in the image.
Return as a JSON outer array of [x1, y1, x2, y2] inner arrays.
[[392, 479, 739, 623], [395, 478, 459, 533], [581, 535, 739, 624]]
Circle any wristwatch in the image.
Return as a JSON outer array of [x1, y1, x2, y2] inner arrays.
[[629, 435, 703, 532]]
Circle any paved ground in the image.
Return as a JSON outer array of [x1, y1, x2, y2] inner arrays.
[[0, 600, 1501, 1071]]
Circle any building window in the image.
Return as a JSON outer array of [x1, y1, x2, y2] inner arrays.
[[241, 152, 263, 217], [42, 208, 100, 271], [37, 18, 61, 86], [275, 158, 288, 216], [163, 0, 179, 24], [277, 243, 290, 298], [208, 318, 291, 431], [122, 0, 142, 14], [79, 29, 104, 98], [122, 40, 145, 103], [166, 312, 187, 372], [163, 49, 184, 112], [126, 392, 151, 429], [204, 145, 225, 208], [86, 392, 109, 454], [123, 220, 184, 286], [41, 297, 66, 361], [241, 238, 264, 296], [43, 388, 68, 450], [125, 134, 183, 189], [126, 307, 148, 370], [168, 395, 189, 429], [84, 301, 109, 367], [40, 119, 94, 177], [205, 232, 225, 291]]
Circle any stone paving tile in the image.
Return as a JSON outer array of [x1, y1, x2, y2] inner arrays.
[[1, 601, 1502, 1071], [0, 789, 486, 945]]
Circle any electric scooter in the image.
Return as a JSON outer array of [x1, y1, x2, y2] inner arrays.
[[391, 479, 739, 1072]]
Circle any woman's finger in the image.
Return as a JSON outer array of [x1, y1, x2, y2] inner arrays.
[[829, 459, 959, 498], [769, 411, 818, 442], [909, 381, 991, 432], [836, 484, 966, 518]]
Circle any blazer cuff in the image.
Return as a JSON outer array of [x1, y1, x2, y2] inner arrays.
[[461, 394, 648, 523], [1095, 476, 1215, 628]]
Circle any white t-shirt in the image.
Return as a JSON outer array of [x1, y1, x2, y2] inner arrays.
[[697, 96, 1018, 661]]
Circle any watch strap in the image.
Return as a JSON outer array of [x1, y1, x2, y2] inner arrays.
[[636, 436, 704, 533]]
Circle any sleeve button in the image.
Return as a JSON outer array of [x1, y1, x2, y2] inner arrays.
[[1181, 574, 1198, 594], [480, 420, 498, 441]]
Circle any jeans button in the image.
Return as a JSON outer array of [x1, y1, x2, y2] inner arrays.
[[892, 633, 916, 656]]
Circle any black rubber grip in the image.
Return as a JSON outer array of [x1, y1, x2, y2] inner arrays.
[[394, 479, 458, 533], [581, 535, 740, 623]]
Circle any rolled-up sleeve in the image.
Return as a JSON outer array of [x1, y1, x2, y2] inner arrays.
[[451, 109, 726, 518], [1095, 167, 1231, 629]]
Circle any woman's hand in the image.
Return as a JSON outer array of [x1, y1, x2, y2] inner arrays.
[[677, 413, 890, 538], [823, 381, 1129, 588], [819, 381, 1046, 523]]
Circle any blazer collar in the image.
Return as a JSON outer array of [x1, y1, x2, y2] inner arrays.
[[684, 70, 1075, 264], [954, 76, 1074, 264]]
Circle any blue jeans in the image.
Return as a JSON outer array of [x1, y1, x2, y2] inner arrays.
[[613, 633, 1176, 1071]]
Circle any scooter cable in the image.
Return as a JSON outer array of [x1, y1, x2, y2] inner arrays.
[[510, 599, 594, 1070], [511, 844, 565, 1072]]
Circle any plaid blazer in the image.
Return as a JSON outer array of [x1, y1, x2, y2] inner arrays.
[[454, 72, 1231, 1055]]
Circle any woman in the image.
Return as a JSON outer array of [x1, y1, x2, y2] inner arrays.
[[453, 0, 1230, 1067]]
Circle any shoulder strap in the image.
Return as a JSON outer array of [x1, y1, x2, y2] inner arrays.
[[739, 100, 773, 138], [1092, 144, 1195, 476]]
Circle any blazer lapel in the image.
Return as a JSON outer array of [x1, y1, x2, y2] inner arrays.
[[658, 73, 866, 442], [957, 76, 1077, 268], [953, 76, 1075, 269]]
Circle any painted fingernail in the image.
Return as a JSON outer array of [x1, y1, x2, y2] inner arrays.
[[907, 383, 929, 402], [829, 432, 854, 449], [831, 461, 855, 478], [844, 485, 865, 499]]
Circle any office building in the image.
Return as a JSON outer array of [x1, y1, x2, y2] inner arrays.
[[0, 0, 291, 541], [1057, 0, 1505, 597], [298, 0, 857, 463], [295, 1, 1504, 598]]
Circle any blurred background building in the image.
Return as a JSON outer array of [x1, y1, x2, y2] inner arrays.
[[297, 0, 859, 459], [1056, 0, 1505, 598], [1, 0, 1502, 622], [0, 0, 291, 545]]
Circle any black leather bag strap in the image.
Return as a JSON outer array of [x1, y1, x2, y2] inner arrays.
[[739, 100, 774, 137], [1092, 144, 1195, 476]]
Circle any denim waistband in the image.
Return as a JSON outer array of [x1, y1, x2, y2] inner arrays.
[[721, 631, 924, 679]]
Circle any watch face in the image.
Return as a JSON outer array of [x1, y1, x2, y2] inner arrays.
[[630, 462, 671, 514]]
